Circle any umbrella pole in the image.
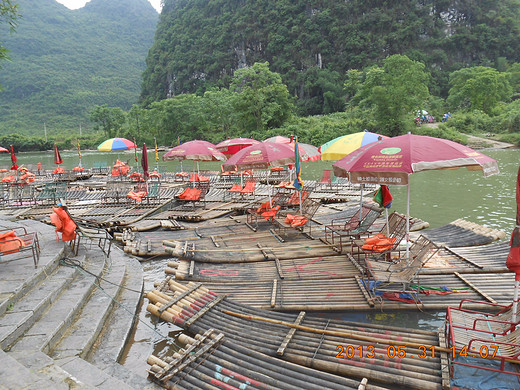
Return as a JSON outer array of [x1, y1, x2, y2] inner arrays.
[[359, 185, 364, 223], [406, 181, 411, 261], [267, 175, 272, 207], [299, 189, 302, 215], [513, 281, 519, 324], [385, 208, 390, 236]]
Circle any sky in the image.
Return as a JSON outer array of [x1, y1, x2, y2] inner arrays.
[[56, 0, 161, 13]]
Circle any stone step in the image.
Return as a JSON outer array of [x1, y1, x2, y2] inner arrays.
[[0, 257, 77, 350], [8, 252, 106, 354], [0, 348, 68, 390], [88, 250, 144, 364], [8, 350, 95, 390], [0, 228, 65, 317], [55, 355, 135, 390], [50, 248, 128, 360]]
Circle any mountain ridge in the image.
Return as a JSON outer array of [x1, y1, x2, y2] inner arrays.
[[0, 0, 158, 136]]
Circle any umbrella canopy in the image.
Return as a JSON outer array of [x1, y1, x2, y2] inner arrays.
[[222, 142, 295, 171], [9, 145, 17, 171], [162, 140, 226, 162], [216, 138, 261, 156], [333, 133, 500, 257], [54, 144, 63, 165], [0, 147, 8, 153], [333, 134, 499, 185], [507, 166, 520, 322], [141, 143, 149, 180], [320, 131, 387, 161], [97, 137, 136, 151], [264, 135, 291, 144], [290, 142, 320, 162]]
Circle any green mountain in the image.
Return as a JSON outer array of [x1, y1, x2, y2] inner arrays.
[[0, 0, 157, 137], [141, 0, 520, 115]]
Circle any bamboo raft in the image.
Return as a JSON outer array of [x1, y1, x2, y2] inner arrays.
[[146, 280, 451, 390], [411, 219, 506, 247], [147, 329, 384, 390], [170, 239, 510, 284]]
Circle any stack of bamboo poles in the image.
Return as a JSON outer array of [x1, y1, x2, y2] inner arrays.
[[147, 328, 378, 390], [146, 280, 450, 390]]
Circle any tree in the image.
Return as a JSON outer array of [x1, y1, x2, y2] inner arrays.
[[349, 55, 430, 136], [89, 105, 126, 138], [0, 0, 19, 82], [447, 66, 512, 114], [230, 62, 294, 135]]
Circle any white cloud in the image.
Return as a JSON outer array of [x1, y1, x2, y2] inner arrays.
[[55, 0, 161, 13]]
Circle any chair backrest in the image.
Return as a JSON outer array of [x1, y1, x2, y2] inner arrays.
[[302, 198, 320, 219], [382, 212, 408, 242], [350, 205, 383, 235]]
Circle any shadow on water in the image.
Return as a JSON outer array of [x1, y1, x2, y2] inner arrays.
[[307, 310, 446, 332]]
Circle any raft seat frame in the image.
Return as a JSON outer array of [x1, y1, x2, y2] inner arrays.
[[0, 226, 40, 268]]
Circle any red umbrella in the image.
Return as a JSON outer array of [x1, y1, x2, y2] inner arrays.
[[333, 134, 499, 184], [264, 135, 291, 144], [9, 145, 17, 171], [222, 142, 295, 171], [54, 144, 63, 165], [0, 147, 8, 153], [141, 143, 149, 180], [215, 138, 261, 156], [162, 140, 226, 162], [333, 133, 500, 257], [507, 166, 520, 322]]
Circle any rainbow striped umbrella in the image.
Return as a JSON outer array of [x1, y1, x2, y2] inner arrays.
[[320, 131, 387, 161], [97, 137, 136, 151]]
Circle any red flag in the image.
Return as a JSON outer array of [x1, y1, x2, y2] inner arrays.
[[9, 145, 18, 171], [54, 144, 63, 165]]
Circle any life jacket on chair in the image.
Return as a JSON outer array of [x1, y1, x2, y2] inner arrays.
[[0, 231, 25, 254], [50, 207, 77, 242]]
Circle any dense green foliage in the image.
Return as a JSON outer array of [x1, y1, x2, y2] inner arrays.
[[141, 0, 520, 116], [0, 0, 157, 137], [0, 0, 18, 66]]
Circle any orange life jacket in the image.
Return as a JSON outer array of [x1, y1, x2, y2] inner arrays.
[[50, 207, 77, 242], [0, 231, 25, 254]]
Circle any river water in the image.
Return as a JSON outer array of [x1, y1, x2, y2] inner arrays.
[[1, 147, 518, 377]]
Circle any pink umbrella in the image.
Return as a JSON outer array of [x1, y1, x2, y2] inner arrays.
[[264, 135, 291, 144], [0, 147, 8, 153], [222, 142, 295, 171], [216, 138, 261, 156], [333, 133, 500, 257], [162, 140, 227, 162], [289, 142, 320, 162]]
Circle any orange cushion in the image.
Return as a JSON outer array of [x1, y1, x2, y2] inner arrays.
[[364, 233, 386, 245], [257, 201, 271, 213], [0, 231, 25, 254], [178, 188, 191, 199], [229, 184, 242, 192], [291, 216, 308, 227], [361, 237, 397, 252], [261, 205, 280, 220], [284, 214, 296, 224]]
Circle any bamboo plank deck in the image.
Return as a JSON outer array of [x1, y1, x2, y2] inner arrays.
[[147, 329, 374, 390], [410, 218, 506, 247], [172, 254, 358, 282], [146, 281, 448, 390]]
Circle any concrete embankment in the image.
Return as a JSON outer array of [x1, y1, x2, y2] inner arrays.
[[0, 214, 159, 389]]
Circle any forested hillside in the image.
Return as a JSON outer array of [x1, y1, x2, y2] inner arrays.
[[141, 0, 520, 115], [0, 0, 157, 136]]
